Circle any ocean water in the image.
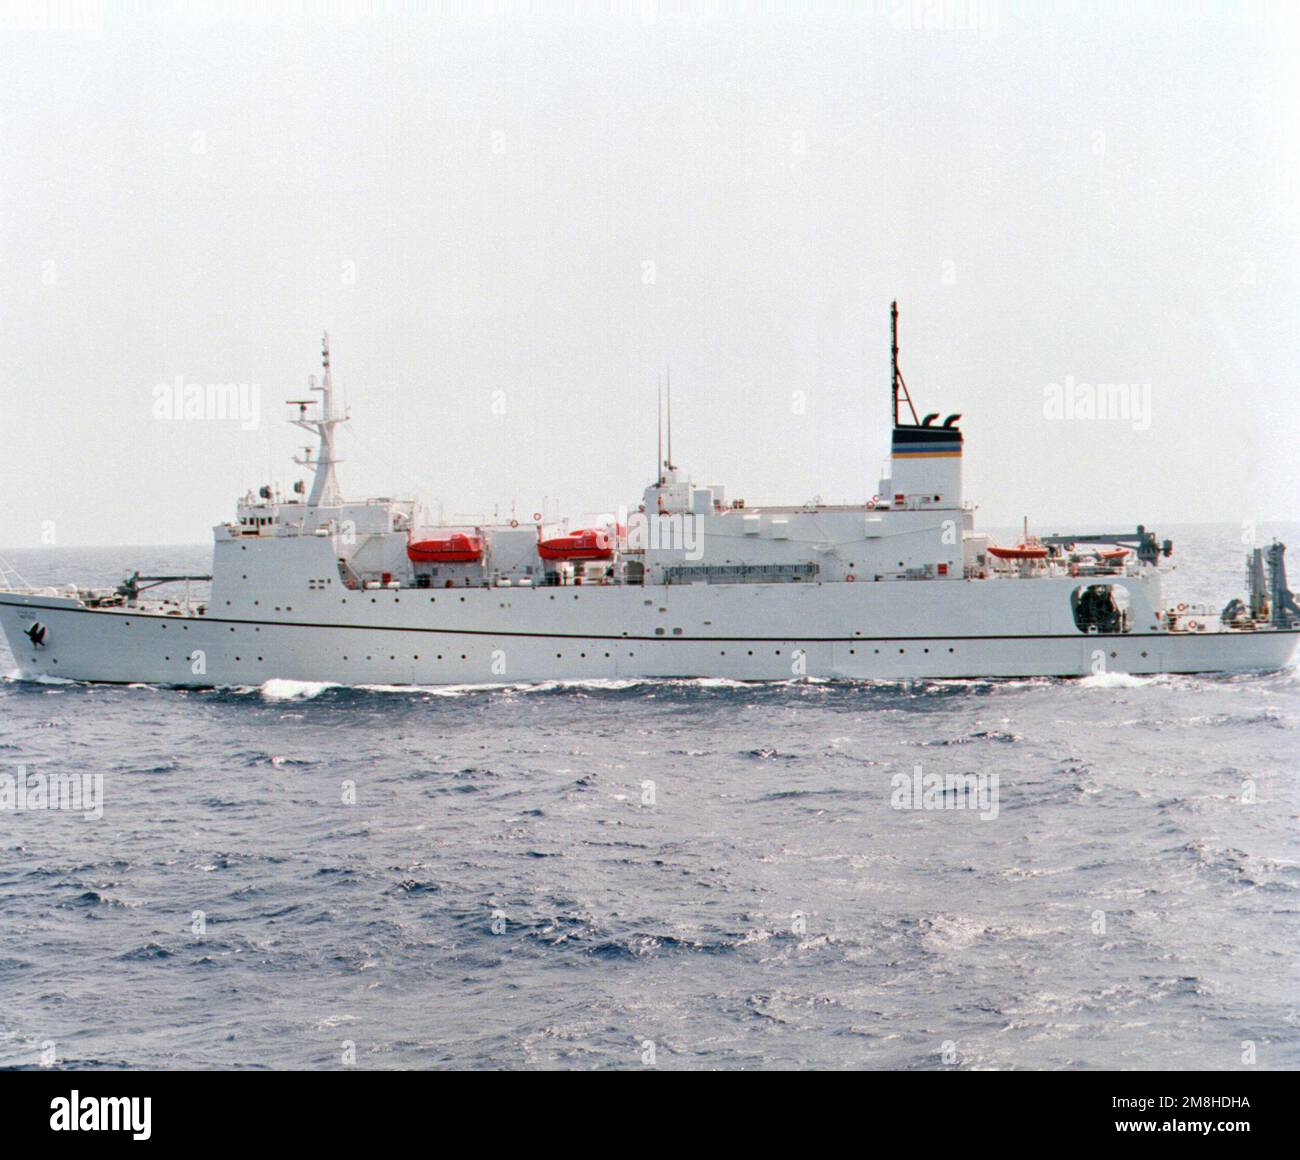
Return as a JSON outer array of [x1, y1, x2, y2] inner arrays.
[[0, 525, 1296, 1070]]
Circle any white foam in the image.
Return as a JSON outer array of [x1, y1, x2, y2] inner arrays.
[[1079, 671, 1160, 689], [12, 671, 78, 686], [259, 678, 339, 701]]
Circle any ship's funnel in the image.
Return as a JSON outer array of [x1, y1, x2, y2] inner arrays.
[[890, 423, 963, 508]]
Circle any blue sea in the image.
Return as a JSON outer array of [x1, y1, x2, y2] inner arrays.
[[0, 525, 1296, 1070]]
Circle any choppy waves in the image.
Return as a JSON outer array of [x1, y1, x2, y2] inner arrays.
[[0, 533, 1297, 1068]]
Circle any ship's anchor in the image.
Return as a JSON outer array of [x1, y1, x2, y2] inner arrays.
[[25, 622, 47, 647]]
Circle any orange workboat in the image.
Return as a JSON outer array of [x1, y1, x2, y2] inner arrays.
[[988, 544, 1049, 561], [407, 534, 483, 564], [537, 529, 614, 561]]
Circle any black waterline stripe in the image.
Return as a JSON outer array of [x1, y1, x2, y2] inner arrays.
[[4, 599, 1295, 644]]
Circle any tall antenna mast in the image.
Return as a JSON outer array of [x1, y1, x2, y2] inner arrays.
[[657, 377, 664, 484], [289, 331, 347, 507], [891, 301, 919, 427], [666, 364, 674, 470]]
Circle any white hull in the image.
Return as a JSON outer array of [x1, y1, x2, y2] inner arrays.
[[8, 328, 1297, 689], [4, 583, 1296, 687], [10, 329, 1290, 691]]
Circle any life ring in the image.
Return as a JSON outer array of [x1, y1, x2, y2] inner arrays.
[[846, 573, 856, 583], [510, 519, 519, 528], [1177, 603, 1188, 612], [532, 512, 542, 522], [866, 495, 878, 510], [1187, 619, 1198, 630]]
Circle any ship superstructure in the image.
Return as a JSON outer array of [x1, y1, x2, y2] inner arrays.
[[2, 313, 1297, 686]]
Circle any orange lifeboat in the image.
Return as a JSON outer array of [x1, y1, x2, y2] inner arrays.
[[407, 533, 483, 564], [537, 528, 614, 561], [1098, 547, 1130, 562], [988, 544, 1049, 561]]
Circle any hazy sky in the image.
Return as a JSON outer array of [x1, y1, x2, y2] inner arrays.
[[2, 1, 1297, 548]]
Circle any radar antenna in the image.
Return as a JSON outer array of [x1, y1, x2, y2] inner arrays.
[[287, 332, 348, 507]]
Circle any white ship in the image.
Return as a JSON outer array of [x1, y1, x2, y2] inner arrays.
[[3, 308, 1298, 686]]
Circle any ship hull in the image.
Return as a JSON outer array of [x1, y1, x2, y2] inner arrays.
[[3, 587, 1296, 687]]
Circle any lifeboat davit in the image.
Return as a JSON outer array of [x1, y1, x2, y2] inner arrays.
[[407, 533, 483, 564], [537, 529, 614, 561], [988, 544, 1049, 561]]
